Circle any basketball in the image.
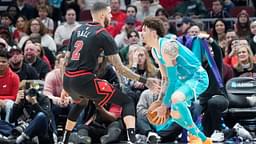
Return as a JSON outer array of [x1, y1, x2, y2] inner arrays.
[[147, 101, 170, 125]]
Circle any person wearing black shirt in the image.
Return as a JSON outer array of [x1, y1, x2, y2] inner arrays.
[[61, 2, 158, 144], [8, 48, 39, 81]]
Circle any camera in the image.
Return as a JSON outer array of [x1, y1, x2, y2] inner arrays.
[[24, 81, 39, 97]]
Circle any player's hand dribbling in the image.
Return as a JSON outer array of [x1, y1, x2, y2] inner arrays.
[[145, 78, 161, 91], [150, 104, 168, 125]]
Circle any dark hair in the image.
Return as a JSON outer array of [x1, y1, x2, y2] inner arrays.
[[212, 18, 227, 40], [143, 16, 165, 37], [155, 8, 169, 19], [91, 2, 109, 13], [127, 29, 139, 38], [126, 5, 137, 14], [0, 49, 8, 59]]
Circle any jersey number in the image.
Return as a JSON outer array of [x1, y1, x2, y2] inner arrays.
[[71, 40, 84, 60]]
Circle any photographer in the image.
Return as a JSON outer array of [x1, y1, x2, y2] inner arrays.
[[9, 83, 54, 144]]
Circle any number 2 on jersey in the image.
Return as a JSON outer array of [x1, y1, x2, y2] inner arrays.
[[71, 40, 84, 60]]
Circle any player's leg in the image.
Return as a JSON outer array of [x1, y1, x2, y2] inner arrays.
[[62, 99, 89, 144]]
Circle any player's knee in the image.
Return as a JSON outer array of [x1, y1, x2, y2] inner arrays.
[[171, 91, 185, 104], [170, 110, 181, 119]]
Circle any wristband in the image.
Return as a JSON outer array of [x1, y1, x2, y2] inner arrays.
[[139, 76, 147, 84]]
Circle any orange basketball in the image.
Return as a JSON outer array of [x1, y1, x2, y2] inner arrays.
[[146, 101, 170, 125]]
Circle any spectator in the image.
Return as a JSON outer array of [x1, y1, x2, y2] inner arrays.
[[174, 0, 207, 18], [6, 5, 19, 23], [0, 37, 10, 51], [54, 8, 80, 50], [0, 26, 14, 48], [224, 39, 239, 68], [233, 45, 256, 77], [23, 41, 49, 80], [0, 13, 15, 34], [234, 10, 251, 39], [223, 0, 235, 12], [8, 46, 39, 81], [106, 0, 127, 37], [13, 15, 28, 44], [177, 17, 195, 35], [156, 9, 177, 35], [126, 5, 142, 31], [15, 0, 37, 20], [0, 49, 19, 122], [125, 46, 158, 104], [212, 19, 227, 48], [196, 34, 229, 140], [208, 0, 230, 18], [187, 24, 201, 37], [119, 30, 140, 65], [114, 16, 137, 49], [37, 5, 54, 36], [224, 29, 238, 55], [136, 0, 162, 21], [249, 20, 256, 54], [18, 18, 57, 54], [9, 83, 54, 144], [43, 53, 73, 135], [33, 42, 51, 70]]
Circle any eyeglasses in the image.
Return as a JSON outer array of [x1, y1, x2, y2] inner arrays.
[[31, 23, 40, 26]]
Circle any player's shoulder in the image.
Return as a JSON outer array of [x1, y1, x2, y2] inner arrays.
[[160, 38, 179, 58]]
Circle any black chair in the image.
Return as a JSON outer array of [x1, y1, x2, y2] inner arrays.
[[223, 77, 256, 132]]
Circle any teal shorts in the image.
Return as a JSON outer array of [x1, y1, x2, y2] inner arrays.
[[175, 67, 209, 105]]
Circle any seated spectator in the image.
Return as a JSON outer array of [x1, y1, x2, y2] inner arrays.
[[0, 12, 15, 33], [37, 5, 54, 36], [126, 5, 142, 31], [177, 17, 195, 36], [18, 18, 57, 54], [125, 47, 158, 104], [54, 8, 80, 50], [106, 0, 127, 37], [8, 46, 39, 81], [196, 33, 229, 141], [33, 42, 52, 70], [174, 0, 207, 18], [248, 20, 256, 54], [13, 15, 28, 45], [224, 29, 238, 55], [9, 83, 55, 144], [15, 0, 37, 20], [224, 39, 239, 68], [212, 19, 227, 48], [43, 53, 73, 134], [208, 0, 230, 18], [234, 10, 251, 39], [233, 45, 256, 77], [0, 37, 11, 51], [23, 40, 50, 79], [119, 30, 140, 65], [0, 26, 14, 48], [0, 49, 19, 122], [223, 0, 235, 12], [115, 16, 137, 49], [135, 0, 162, 21]]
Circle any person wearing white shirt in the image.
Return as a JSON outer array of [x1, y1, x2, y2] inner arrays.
[[54, 8, 81, 49]]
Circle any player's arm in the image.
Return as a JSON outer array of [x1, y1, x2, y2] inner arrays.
[[106, 54, 144, 82], [161, 40, 179, 106]]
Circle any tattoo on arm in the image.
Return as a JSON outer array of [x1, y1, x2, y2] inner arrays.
[[158, 64, 168, 101], [106, 54, 141, 81], [162, 41, 178, 65]]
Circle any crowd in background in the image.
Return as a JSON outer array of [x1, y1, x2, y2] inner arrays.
[[0, 0, 256, 143]]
